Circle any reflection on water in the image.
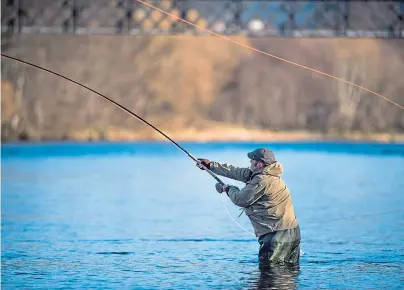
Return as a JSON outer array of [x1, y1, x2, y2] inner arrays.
[[250, 265, 300, 290]]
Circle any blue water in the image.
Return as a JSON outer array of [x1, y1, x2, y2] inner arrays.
[[2, 141, 404, 289]]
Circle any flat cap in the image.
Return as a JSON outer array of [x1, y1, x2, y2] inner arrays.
[[247, 148, 275, 165]]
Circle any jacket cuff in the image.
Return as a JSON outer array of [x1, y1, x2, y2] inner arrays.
[[225, 185, 234, 196], [209, 161, 218, 171]]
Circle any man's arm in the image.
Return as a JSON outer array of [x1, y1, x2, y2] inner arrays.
[[209, 162, 252, 183], [225, 176, 266, 208]]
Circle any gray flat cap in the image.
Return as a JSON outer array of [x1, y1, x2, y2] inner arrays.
[[247, 148, 275, 165]]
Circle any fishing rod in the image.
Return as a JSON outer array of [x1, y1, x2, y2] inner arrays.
[[2, 54, 255, 236], [1, 54, 226, 186], [3, 55, 401, 238]]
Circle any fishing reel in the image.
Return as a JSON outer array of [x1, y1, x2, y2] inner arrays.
[[215, 183, 224, 193]]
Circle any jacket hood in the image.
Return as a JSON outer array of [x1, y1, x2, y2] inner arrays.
[[252, 161, 283, 177]]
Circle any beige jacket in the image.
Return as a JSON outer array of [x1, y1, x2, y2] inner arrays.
[[210, 161, 299, 237]]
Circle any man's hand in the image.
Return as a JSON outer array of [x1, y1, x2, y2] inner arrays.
[[196, 158, 211, 170], [215, 183, 230, 194]]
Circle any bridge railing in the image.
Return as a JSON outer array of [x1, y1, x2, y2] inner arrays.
[[1, 0, 403, 38]]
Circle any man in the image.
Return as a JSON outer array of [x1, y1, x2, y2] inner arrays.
[[197, 148, 300, 266]]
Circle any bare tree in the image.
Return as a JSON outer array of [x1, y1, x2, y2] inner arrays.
[[331, 40, 380, 132], [333, 57, 367, 131]]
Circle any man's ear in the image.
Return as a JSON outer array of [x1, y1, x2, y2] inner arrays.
[[257, 162, 263, 168]]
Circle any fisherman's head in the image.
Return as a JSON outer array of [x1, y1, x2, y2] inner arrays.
[[247, 148, 275, 171]]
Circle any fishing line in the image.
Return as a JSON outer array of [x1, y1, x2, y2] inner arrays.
[[2, 54, 403, 237], [136, 0, 404, 111], [308, 209, 404, 225], [3, 2, 403, 239], [1, 53, 255, 236], [221, 194, 255, 236]]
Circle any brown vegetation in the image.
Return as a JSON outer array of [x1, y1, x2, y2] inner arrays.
[[1, 34, 403, 143]]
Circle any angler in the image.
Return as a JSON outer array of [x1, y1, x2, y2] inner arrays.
[[197, 148, 300, 266]]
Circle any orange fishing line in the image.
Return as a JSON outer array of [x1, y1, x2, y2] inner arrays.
[[137, 0, 404, 111]]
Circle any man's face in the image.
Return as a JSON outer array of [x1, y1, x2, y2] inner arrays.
[[250, 159, 263, 171]]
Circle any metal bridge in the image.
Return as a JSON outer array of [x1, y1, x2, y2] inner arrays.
[[1, 0, 404, 38]]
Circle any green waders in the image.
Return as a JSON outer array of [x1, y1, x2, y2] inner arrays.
[[258, 225, 301, 266]]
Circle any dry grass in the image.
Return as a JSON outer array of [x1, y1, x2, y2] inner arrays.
[[2, 35, 404, 143]]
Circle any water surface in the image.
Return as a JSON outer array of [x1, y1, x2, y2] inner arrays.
[[2, 141, 404, 289]]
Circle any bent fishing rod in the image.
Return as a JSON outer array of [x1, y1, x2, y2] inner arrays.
[[1, 54, 226, 186]]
